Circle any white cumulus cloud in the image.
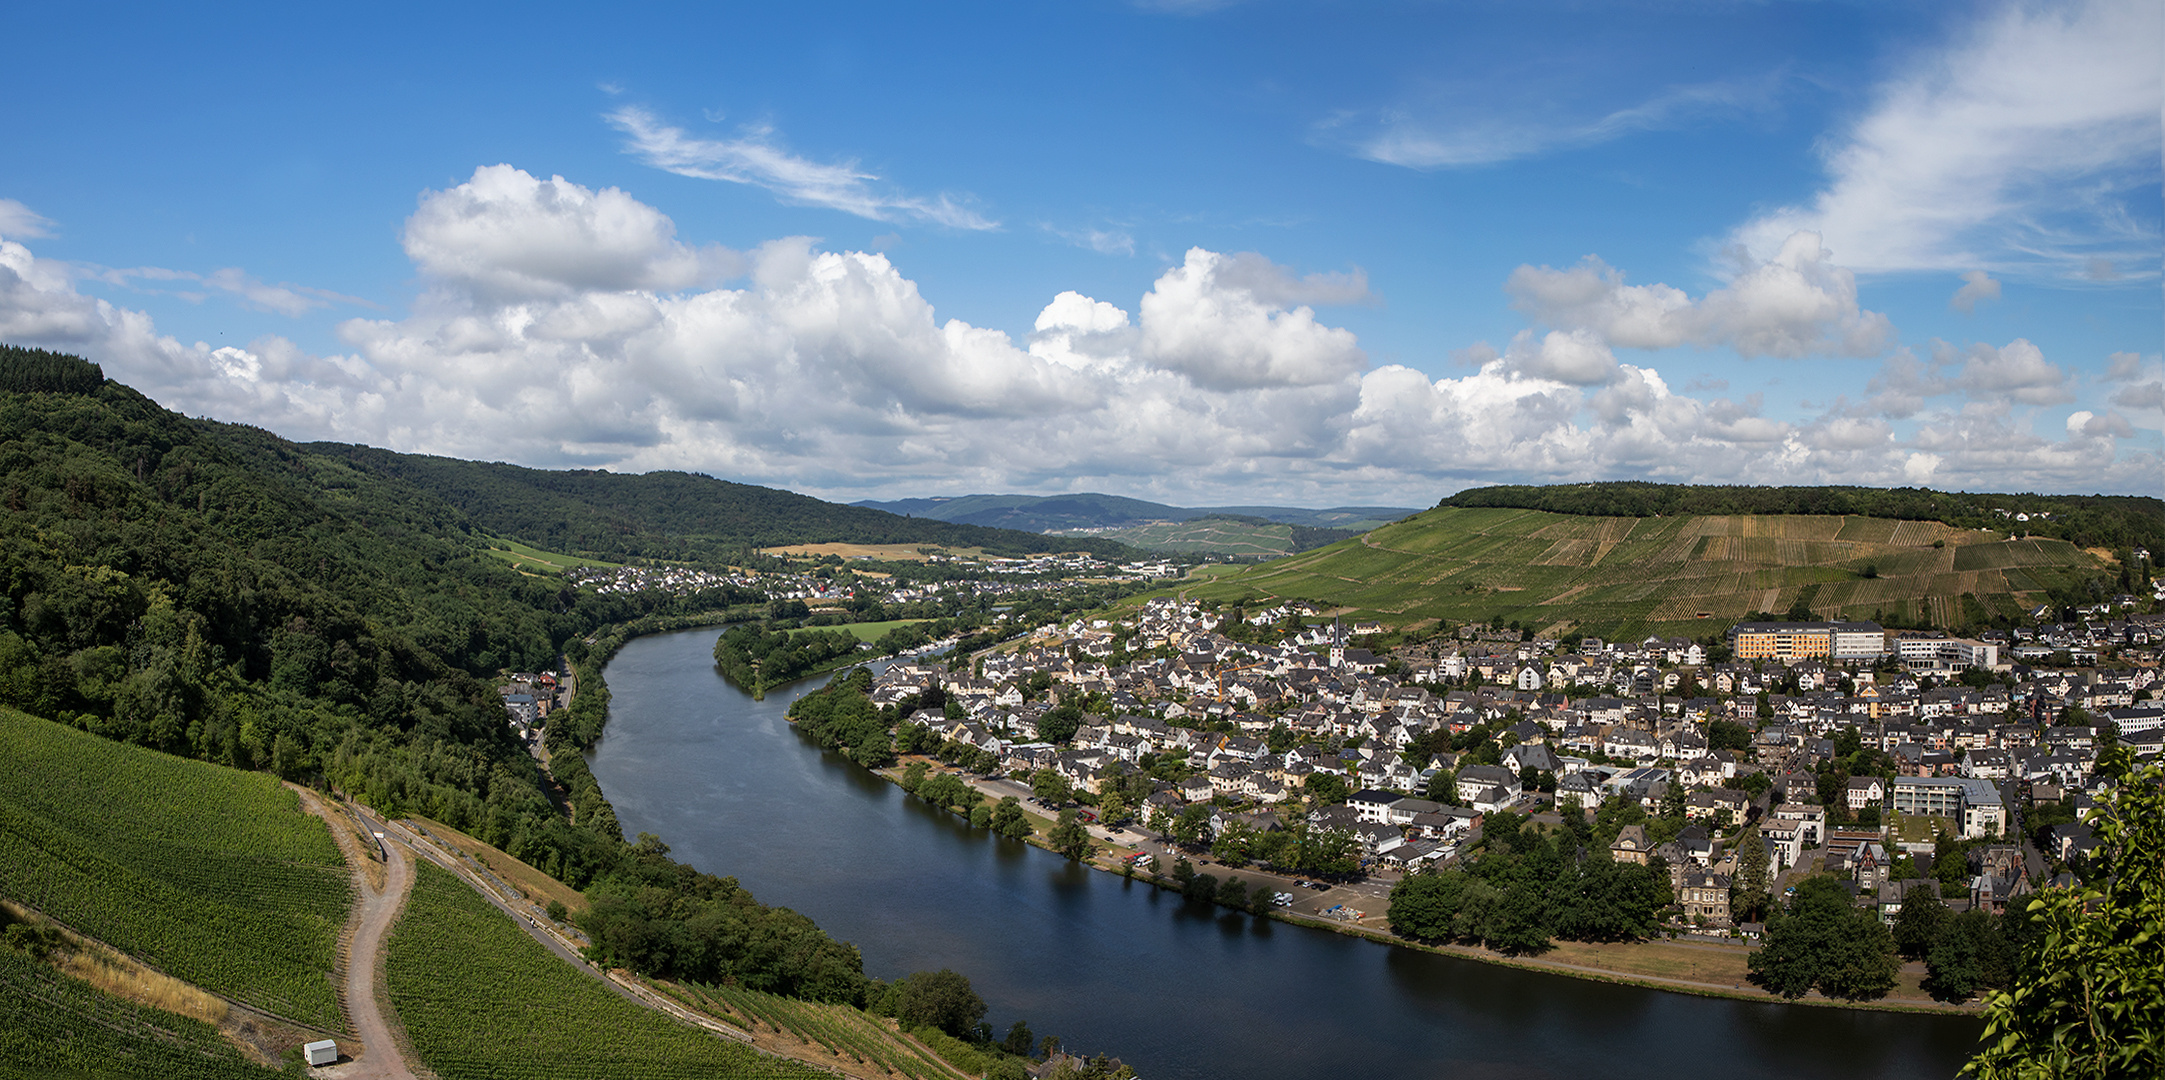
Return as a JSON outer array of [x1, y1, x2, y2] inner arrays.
[[1506, 231, 1893, 359], [1729, 0, 2162, 277], [1, 166, 2156, 502]]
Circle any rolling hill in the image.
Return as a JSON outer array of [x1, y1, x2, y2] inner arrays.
[[1177, 504, 2136, 641], [853, 492, 1415, 534], [309, 448, 1135, 563], [1063, 514, 1363, 557]]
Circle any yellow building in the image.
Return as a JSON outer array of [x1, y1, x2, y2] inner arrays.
[[1729, 622, 1833, 661]]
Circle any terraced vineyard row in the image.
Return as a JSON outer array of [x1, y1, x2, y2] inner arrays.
[[0, 947, 283, 1080], [684, 981, 974, 1080], [1191, 508, 2104, 638], [0, 710, 350, 1028], [386, 860, 829, 1080]]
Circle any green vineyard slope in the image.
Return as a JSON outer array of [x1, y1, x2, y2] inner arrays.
[[386, 860, 829, 1080], [0, 709, 350, 1028]]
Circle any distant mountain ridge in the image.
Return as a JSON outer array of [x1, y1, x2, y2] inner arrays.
[[853, 492, 1417, 534], [307, 449, 1137, 562]]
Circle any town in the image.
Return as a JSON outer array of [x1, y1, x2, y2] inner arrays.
[[810, 593, 2161, 1002]]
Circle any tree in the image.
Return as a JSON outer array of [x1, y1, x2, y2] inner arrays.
[[991, 796, 1031, 839], [1096, 790, 1130, 828], [1934, 831, 1971, 892], [1032, 768, 1071, 806], [1171, 804, 1214, 848], [1708, 718, 1752, 752], [1215, 877, 1249, 910], [1892, 884, 1948, 961], [1390, 872, 1467, 942], [883, 969, 987, 1039], [1924, 908, 2008, 1002], [1659, 778, 1685, 820], [1424, 768, 1458, 804], [901, 761, 929, 794], [1211, 820, 1254, 866], [1304, 772, 1350, 805], [1002, 1020, 1035, 1057], [1183, 871, 1220, 904], [1966, 757, 2165, 1079], [1049, 809, 1094, 862], [1036, 704, 1083, 744], [1747, 875, 1898, 1001]]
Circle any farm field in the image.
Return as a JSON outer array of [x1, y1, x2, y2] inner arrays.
[[0, 709, 351, 1029], [1176, 508, 2108, 639], [0, 947, 285, 1080], [671, 981, 978, 1080], [385, 860, 827, 1080], [759, 542, 989, 562], [482, 538, 621, 574]]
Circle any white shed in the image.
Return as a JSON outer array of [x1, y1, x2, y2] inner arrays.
[[303, 1039, 339, 1066]]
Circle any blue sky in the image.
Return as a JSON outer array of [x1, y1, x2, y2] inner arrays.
[[2, 0, 2158, 505]]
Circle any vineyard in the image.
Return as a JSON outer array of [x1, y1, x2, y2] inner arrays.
[[1179, 507, 2110, 639], [0, 709, 350, 1029], [385, 860, 831, 1080], [675, 981, 979, 1080], [0, 947, 284, 1080]]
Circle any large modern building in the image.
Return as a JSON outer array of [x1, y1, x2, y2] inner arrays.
[[1728, 621, 1886, 663], [1896, 635, 2001, 672], [1892, 776, 2006, 839]]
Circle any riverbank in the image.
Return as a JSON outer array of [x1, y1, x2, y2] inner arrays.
[[588, 626, 1987, 1080], [869, 756, 1984, 1018]]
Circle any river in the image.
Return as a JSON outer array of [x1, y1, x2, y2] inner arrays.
[[587, 628, 1985, 1080]]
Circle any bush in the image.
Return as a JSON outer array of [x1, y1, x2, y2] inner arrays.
[[880, 969, 986, 1040]]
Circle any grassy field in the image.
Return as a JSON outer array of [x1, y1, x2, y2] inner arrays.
[[0, 947, 285, 1080], [0, 709, 351, 1029], [482, 538, 622, 574], [387, 860, 827, 1080], [1176, 507, 2107, 639]]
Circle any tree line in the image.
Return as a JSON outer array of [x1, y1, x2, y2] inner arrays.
[[1387, 811, 1671, 954], [1441, 481, 2164, 553]]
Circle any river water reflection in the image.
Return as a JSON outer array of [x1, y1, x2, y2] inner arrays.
[[587, 628, 1984, 1080]]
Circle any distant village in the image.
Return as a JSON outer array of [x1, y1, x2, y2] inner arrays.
[[560, 552, 1181, 601], [851, 595, 2161, 935]]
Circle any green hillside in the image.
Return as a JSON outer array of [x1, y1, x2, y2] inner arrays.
[[311, 447, 1135, 563], [0, 947, 284, 1080], [1068, 514, 1361, 557], [1180, 506, 2123, 639], [854, 491, 1415, 534], [0, 348, 879, 1024], [0, 708, 351, 1028], [387, 860, 826, 1080]]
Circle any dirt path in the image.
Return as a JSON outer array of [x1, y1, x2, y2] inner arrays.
[[297, 792, 422, 1080]]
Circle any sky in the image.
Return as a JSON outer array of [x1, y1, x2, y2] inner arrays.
[[1, 0, 2159, 507]]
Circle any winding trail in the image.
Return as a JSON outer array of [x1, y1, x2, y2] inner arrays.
[[292, 790, 421, 1080]]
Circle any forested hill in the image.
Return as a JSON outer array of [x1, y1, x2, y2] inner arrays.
[[0, 347, 886, 1012], [856, 491, 1415, 533], [310, 446, 1135, 562], [1443, 483, 2165, 553]]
